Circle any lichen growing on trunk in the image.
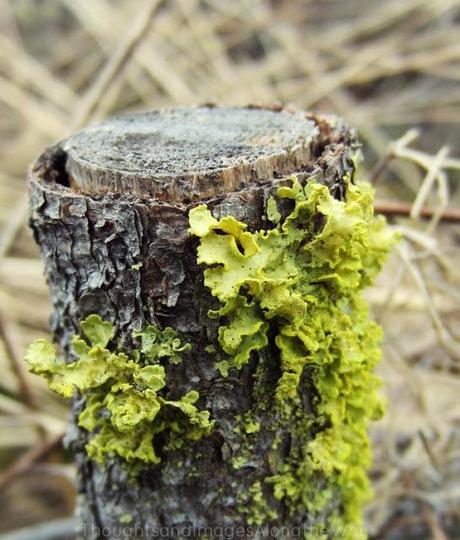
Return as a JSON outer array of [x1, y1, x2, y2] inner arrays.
[[27, 107, 396, 536], [25, 315, 214, 469], [189, 175, 398, 535], [26, 172, 396, 536]]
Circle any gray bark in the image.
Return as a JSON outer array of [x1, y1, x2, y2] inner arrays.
[[28, 106, 358, 539]]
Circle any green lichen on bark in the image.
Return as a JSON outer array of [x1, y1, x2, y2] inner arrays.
[[189, 175, 398, 535], [238, 480, 278, 525], [25, 315, 213, 469]]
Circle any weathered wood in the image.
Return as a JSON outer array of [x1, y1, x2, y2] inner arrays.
[[63, 107, 318, 201], [28, 106, 358, 538]]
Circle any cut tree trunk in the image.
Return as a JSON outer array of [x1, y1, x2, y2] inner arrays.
[[28, 106, 359, 538]]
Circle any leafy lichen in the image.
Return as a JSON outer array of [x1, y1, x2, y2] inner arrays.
[[189, 176, 398, 534], [25, 315, 213, 469], [238, 481, 278, 526]]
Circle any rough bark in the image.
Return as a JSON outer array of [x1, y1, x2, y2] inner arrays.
[[28, 106, 359, 539]]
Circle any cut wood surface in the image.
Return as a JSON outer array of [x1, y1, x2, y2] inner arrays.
[[64, 107, 318, 201], [28, 106, 359, 537]]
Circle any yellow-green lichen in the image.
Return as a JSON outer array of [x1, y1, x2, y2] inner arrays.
[[189, 176, 398, 533], [25, 315, 213, 469], [238, 481, 278, 526], [243, 418, 260, 434], [231, 455, 248, 469]]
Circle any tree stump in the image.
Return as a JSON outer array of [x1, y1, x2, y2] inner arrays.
[[28, 106, 388, 539]]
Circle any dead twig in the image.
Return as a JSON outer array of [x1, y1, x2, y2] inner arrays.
[[0, 307, 37, 409], [374, 200, 460, 223], [421, 502, 450, 540], [0, 432, 64, 491], [369, 129, 420, 185]]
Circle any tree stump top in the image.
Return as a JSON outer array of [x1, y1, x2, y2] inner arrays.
[[63, 106, 318, 202]]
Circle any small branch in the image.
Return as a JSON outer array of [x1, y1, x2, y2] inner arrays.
[[417, 429, 442, 474], [0, 432, 64, 491], [369, 153, 395, 185], [0, 192, 29, 259], [369, 129, 420, 185], [421, 503, 450, 540], [0, 307, 37, 409], [374, 200, 460, 223]]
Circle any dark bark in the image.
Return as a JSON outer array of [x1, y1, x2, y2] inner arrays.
[[28, 106, 359, 539]]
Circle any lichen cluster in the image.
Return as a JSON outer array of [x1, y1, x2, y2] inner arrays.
[[25, 171, 396, 535], [25, 314, 213, 467], [189, 176, 398, 534]]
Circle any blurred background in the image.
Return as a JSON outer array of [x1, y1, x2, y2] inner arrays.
[[1, 0, 460, 538]]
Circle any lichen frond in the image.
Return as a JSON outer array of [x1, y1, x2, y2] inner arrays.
[[25, 315, 213, 469], [189, 175, 398, 533]]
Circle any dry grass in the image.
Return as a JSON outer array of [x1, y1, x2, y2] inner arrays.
[[0, 0, 459, 537]]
